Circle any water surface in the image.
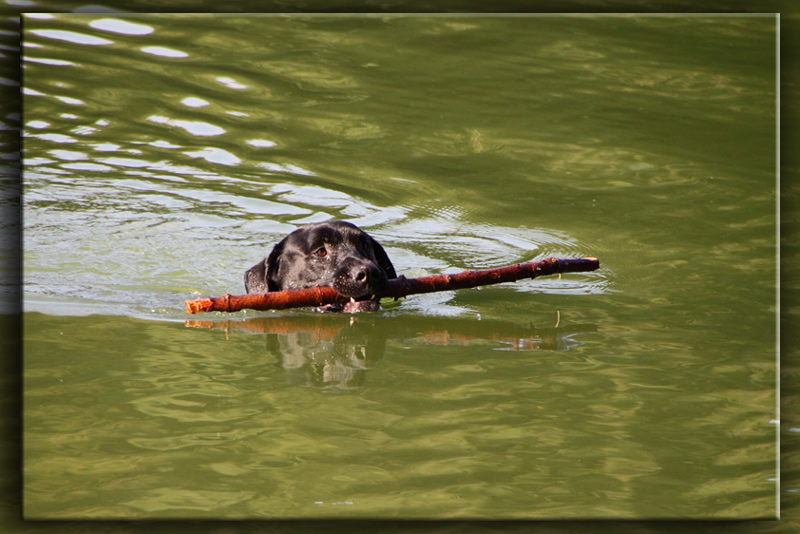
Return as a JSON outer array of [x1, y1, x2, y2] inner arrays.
[[21, 14, 777, 519]]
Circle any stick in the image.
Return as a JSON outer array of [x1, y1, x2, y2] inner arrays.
[[185, 257, 599, 314]]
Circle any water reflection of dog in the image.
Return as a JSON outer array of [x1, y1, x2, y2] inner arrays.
[[264, 316, 385, 390], [186, 315, 597, 390]]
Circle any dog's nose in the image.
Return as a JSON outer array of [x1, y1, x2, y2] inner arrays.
[[353, 264, 378, 285], [355, 266, 368, 281]]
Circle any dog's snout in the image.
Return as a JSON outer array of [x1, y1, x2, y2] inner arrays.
[[333, 260, 386, 298]]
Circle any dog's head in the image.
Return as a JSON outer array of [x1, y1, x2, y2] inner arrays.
[[245, 221, 396, 311]]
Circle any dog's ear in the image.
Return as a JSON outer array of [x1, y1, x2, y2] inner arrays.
[[244, 259, 268, 294], [244, 239, 285, 293], [369, 236, 396, 279], [264, 239, 285, 290]]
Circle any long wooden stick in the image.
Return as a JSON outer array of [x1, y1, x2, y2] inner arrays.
[[185, 257, 599, 314]]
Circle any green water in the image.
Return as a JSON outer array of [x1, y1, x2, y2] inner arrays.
[[21, 14, 777, 519]]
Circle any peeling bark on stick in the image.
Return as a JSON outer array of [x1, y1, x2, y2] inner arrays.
[[185, 257, 600, 314]]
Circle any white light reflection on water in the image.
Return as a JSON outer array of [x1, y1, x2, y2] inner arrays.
[[29, 29, 113, 46], [184, 147, 241, 166], [181, 97, 210, 108], [216, 76, 248, 90], [23, 57, 76, 66], [89, 18, 155, 36], [141, 46, 188, 58], [147, 115, 225, 136]]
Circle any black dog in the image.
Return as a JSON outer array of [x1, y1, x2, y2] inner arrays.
[[244, 221, 396, 312]]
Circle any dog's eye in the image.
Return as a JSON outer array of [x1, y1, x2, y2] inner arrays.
[[312, 247, 327, 258]]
